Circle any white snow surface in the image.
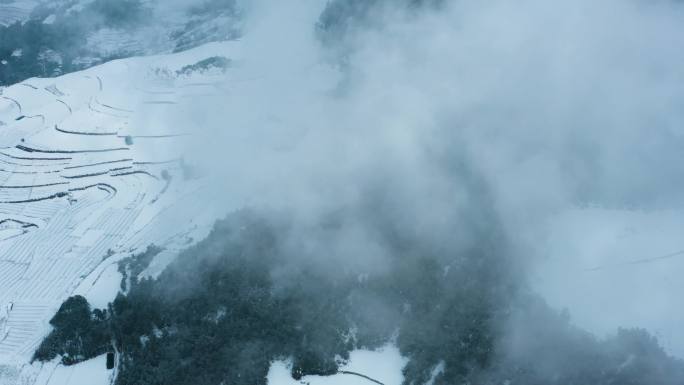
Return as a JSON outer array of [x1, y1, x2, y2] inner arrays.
[[32, 355, 111, 385], [0, 1, 38, 27], [0, 41, 239, 384], [267, 345, 407, 385]]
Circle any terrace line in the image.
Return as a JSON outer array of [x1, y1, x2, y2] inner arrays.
[[64, 159, 134, 170], [0, 152, 72, 161], [15, 145, 129, 154], [110, 170, 158, 180], [55, 125, 117, 136], [0, 219, 38, 228], [0, 158, 69, 167], [95, 99, 134, 113], [0, 192, 69, 204], [0, 182, 69, 189], [68, 183, 117, 194], [61, 171, 111, 179]]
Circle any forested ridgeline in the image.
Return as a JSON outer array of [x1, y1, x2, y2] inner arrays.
[[0, 0, 239, 86], [34, 209, 684, 385]]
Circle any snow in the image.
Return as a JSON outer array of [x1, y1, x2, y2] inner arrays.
[[267, 345, 407, 385], [534, 207, 684, 358], [139, 249, 177, 280], [42, 15, 55, 25], [0, 1, 38, 27], [424, 361, 445, 385], [32, 355, 112, 385], [0, 41, 242, 382], [73, 262, 121, 310]]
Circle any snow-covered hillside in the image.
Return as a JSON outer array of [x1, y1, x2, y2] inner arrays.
[[0, 0, 240, 86], [0, 1, 38, 26], [2, 1, 684, 384], [0, 41, 239, 384]]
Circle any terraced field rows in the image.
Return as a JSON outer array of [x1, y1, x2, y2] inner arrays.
[[0, 43, 238, 379], [0, 1, 37, 27]]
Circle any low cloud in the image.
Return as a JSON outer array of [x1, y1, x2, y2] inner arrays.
[[167, 0, 684, 380]]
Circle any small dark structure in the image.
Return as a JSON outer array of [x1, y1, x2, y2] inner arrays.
[[106, 352, 115, 370], [124, 135, 133, 145]]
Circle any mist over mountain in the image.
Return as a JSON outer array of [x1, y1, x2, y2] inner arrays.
[[0, 1, 683, 384]]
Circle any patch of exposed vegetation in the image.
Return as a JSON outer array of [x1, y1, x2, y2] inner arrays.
[[176, 57, 231, 76], [33, 296, 110, 365]]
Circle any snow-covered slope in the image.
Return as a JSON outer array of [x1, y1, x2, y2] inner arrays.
[[0, 0, 241, 86], [0, 41, 239, 384], [268, 346, 408, 385], [0, 1, 38, 26]]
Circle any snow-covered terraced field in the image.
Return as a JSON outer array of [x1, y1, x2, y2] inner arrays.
[[0, 1, 37, 26], [0, 41, 238, 384]]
